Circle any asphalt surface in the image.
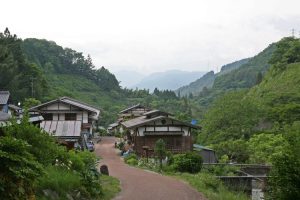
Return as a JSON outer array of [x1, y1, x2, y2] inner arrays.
[[95, 137, 206, 200]]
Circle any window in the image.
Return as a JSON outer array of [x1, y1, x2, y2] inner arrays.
[[43, 113, 53, 120], [65, 113, 77, 121]]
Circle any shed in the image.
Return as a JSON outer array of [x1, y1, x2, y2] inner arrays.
[[193, 144, 217, 163]]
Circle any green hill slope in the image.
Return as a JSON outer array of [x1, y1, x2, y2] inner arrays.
[[198, 37, 300, 164]]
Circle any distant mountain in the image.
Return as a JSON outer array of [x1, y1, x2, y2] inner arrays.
[[114, 70, 146, 88], [176, 59, 250, 97], [133, 70, 206, 91], [176, 42, 277, 97]]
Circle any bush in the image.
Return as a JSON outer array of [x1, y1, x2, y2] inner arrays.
[[0, 136, 43, 199], [172, 152, 203, 173], [36, 166, 82, 198], [126, 158, 138, 166], [124, 153, 138, 163], [124, 153, 138, 166]]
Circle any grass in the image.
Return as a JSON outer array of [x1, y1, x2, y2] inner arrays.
[[173, 172, 250, 200], [124, 158, 249, 200], [36, 166, 82, 199], [101, 175, 121, 200]]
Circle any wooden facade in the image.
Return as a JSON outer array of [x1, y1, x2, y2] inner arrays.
[[121, 110, 198, 156]]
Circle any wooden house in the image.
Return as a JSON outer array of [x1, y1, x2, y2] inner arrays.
[[30, 97, 100, 148], [121, 109, 199, 156], [119, 104, 151, 120]]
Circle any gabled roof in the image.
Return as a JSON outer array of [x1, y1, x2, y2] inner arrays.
[[119, 104, 149, 114], [0, 91, 10, 105], [143, 109, 172, 117], [121, 115, 199, 129], [30, 97, 100, 116]]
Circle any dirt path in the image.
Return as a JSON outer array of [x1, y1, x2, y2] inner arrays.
[[95, 137, 205, 200]]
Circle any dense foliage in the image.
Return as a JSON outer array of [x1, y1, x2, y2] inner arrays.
[[171, 152, 203, 173], [0, 28, 47, 101], [0, 116, 112, 199], [268, 122, 300, 200]]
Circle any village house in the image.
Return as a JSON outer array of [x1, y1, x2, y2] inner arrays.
[[0, 91, 24, 123], [29, 97, 100, 149], [108, 104, 151, 136], [121, 109, 199, 156], [119, 104, 151, 121]]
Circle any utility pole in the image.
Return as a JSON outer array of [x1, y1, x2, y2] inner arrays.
[[30, 76, 36, 98]]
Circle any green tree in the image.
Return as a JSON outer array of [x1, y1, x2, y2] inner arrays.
[[154, 139, 167, 170], [247, 133, 286, 164], [268, 122, 300, 199], [0, 136, 43, 199]]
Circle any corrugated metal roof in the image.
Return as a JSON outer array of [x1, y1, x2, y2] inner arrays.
[[193, 144, 214, 151], [8, 104, 21, 111], [0, 111, 11, 121], [0, 91, 10, 105], [40, 120, 82, 137]]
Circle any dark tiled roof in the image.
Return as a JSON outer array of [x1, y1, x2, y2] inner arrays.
[[121, 115, 199, 129], [119, 104, 141, 114], [30, 97, 100, 116], [0, 91, 10, 105], [143, 109, 172, 117]]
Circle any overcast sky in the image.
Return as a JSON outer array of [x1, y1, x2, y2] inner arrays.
[[1, 0, 300, 74]]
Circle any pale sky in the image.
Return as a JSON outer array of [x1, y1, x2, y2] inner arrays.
[[1, 0, 300, 74]]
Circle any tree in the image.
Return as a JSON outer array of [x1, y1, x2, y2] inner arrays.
[[268, 122, 300, 199], [247, 133, 286, 164], [154, 139, 167, 170], [0, 136, 43, 199]]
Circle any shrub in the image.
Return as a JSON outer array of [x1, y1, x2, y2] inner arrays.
[[0, 136, 43, 199], [126, 158, 138, 166], [154, 139, 167, 170], [36, 166, 81, 198], [124, 153, 137, 162], [172, 152, 203, 173]]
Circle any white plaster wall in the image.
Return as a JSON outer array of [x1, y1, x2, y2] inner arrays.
[[77, 113, 82, 121], [46, 103, 59, 110], [146, 127, 154, 131], [169, 126, 182, 131], [59, 113, 65, 120], [182, 127, 189, 136], [58, 103, 70, 110], [138, 127, 145, 136], [83, 111, 88, 123], [53, 113, 58, 120]]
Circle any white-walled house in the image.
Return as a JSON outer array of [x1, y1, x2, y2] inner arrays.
[[30, 97, 100, 148]]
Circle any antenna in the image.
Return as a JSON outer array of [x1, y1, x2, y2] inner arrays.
[[291, 28, 295, 37]]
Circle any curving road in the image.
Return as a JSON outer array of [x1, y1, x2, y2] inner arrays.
[[95, 137, 206, 200]]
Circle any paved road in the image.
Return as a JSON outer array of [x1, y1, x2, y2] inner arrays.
[[95, 137, 205, 200]]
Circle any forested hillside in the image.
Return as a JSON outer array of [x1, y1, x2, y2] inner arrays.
[[197, 37, 300, 165], [0, 29, 194, 126], [176, 43, 275, 101]]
